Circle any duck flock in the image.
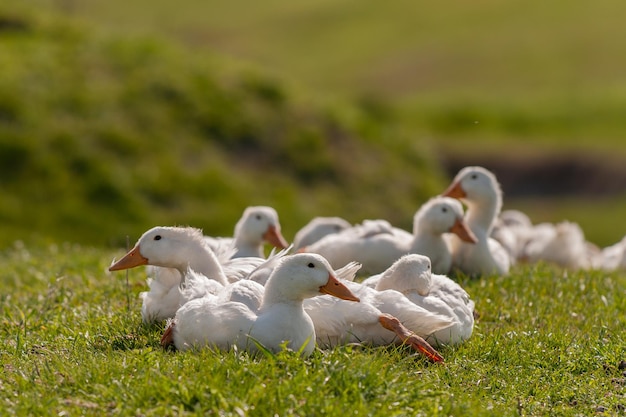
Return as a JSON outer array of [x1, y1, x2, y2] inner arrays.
[[108, 166, 626, 362]]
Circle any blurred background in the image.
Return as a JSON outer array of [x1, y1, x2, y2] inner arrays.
[[1, 0, 625, 248]]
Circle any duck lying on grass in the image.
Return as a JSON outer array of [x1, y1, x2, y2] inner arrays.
[[160, 253, 359, 357], [109, 226, 268, 322], [363, 254, 475, 347], [302, 197, 476, 275], [292, 216, 352, 251]]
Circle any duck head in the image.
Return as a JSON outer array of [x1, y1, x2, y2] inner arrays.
[[262, 253, 360, 306], [109, 226, 206, 272], [236, 206, 289, 249]]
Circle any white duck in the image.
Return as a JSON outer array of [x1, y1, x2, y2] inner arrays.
[[365, 254, 475, 347], [293, 216, 352, 250], [520, 220, 594, 270], [490, 209, 534, 261], [304, 277, 453, 361], [160, 253, 360, 356], [442, 166, 511, 276], [596, 235, 626, 271], [303, 199, 476, 275], [300, 219, 411, 274], [205, 206, 289, 259], [109, 226, 266, 322]]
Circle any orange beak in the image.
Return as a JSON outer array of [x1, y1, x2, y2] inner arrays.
[[319, 274, 360, 302], [450, 218, 478, 243], [441, 181, 466, 199], [109, 245, 149, 271], [263, 225, 289, 249]]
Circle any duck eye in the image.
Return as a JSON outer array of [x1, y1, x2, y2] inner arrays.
[[154, 235, 162, 241], [471, 174, 478, 180], [255, 215, 262, 220], [307, 262, 315, 268], [441, 207, 448, 213]]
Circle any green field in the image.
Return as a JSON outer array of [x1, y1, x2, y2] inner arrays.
[[1, 244, 625, 415], [32, 0, 626, 154]]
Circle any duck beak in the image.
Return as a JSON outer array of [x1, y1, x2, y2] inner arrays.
[[442, 181, 466, 199], [109, 245, 149, 271], [450, 218, 478, 243], [263, 225, 289, 249], [319, 274, 360, 302]]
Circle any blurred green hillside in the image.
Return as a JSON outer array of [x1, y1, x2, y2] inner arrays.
[[1, 2, 626, 248], [33, 0, 626, 155], [0, 7, 443, 248]]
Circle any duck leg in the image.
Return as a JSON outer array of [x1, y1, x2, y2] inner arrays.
[[161, 321, 176, 349], [378, 314, 444, 363]]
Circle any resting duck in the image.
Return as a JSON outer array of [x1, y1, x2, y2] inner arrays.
[[304, 276, 453, 361], [490, 209, 534, 261], [442, 166, 511, 276], [293, 216, 352, 250], [300, 220, 411, 274], [364, 254, 475, 346], [205, 206, 289, 259], [520, 221, 594, 270], [109, 226, 266, 322], [302, 199, 476, 275], [160, 253, 359, 356], [596, 235, 626, 271]]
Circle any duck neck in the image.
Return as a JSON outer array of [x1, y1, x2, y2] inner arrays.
[[411, 222, 447, 253], [259, 295, 303, 313], [233, 235, 263, 258], [178, 243, 229, 285], [465, 195, 501, 237], [260, 278, 308, 311]]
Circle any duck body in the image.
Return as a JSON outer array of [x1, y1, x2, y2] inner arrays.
[[293, 216, 352, 250], [169, 296, 317, 354], [163, 253, 360, 356], [141, 266, 224, 322], [304, 279, 454, 348], [450, 234, 510, 277], [365, 254, 475, 346], [304, 199, 476, 276], [303, 220, 412, 275], [519, 221, 595, 270], [406, 274, 475, 346], [597, 236, 626, 271]]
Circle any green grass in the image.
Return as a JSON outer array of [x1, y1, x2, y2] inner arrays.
[[2, 243, 625, 416]]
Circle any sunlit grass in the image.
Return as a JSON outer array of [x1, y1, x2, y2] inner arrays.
[[1, 243, 624, 415]]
